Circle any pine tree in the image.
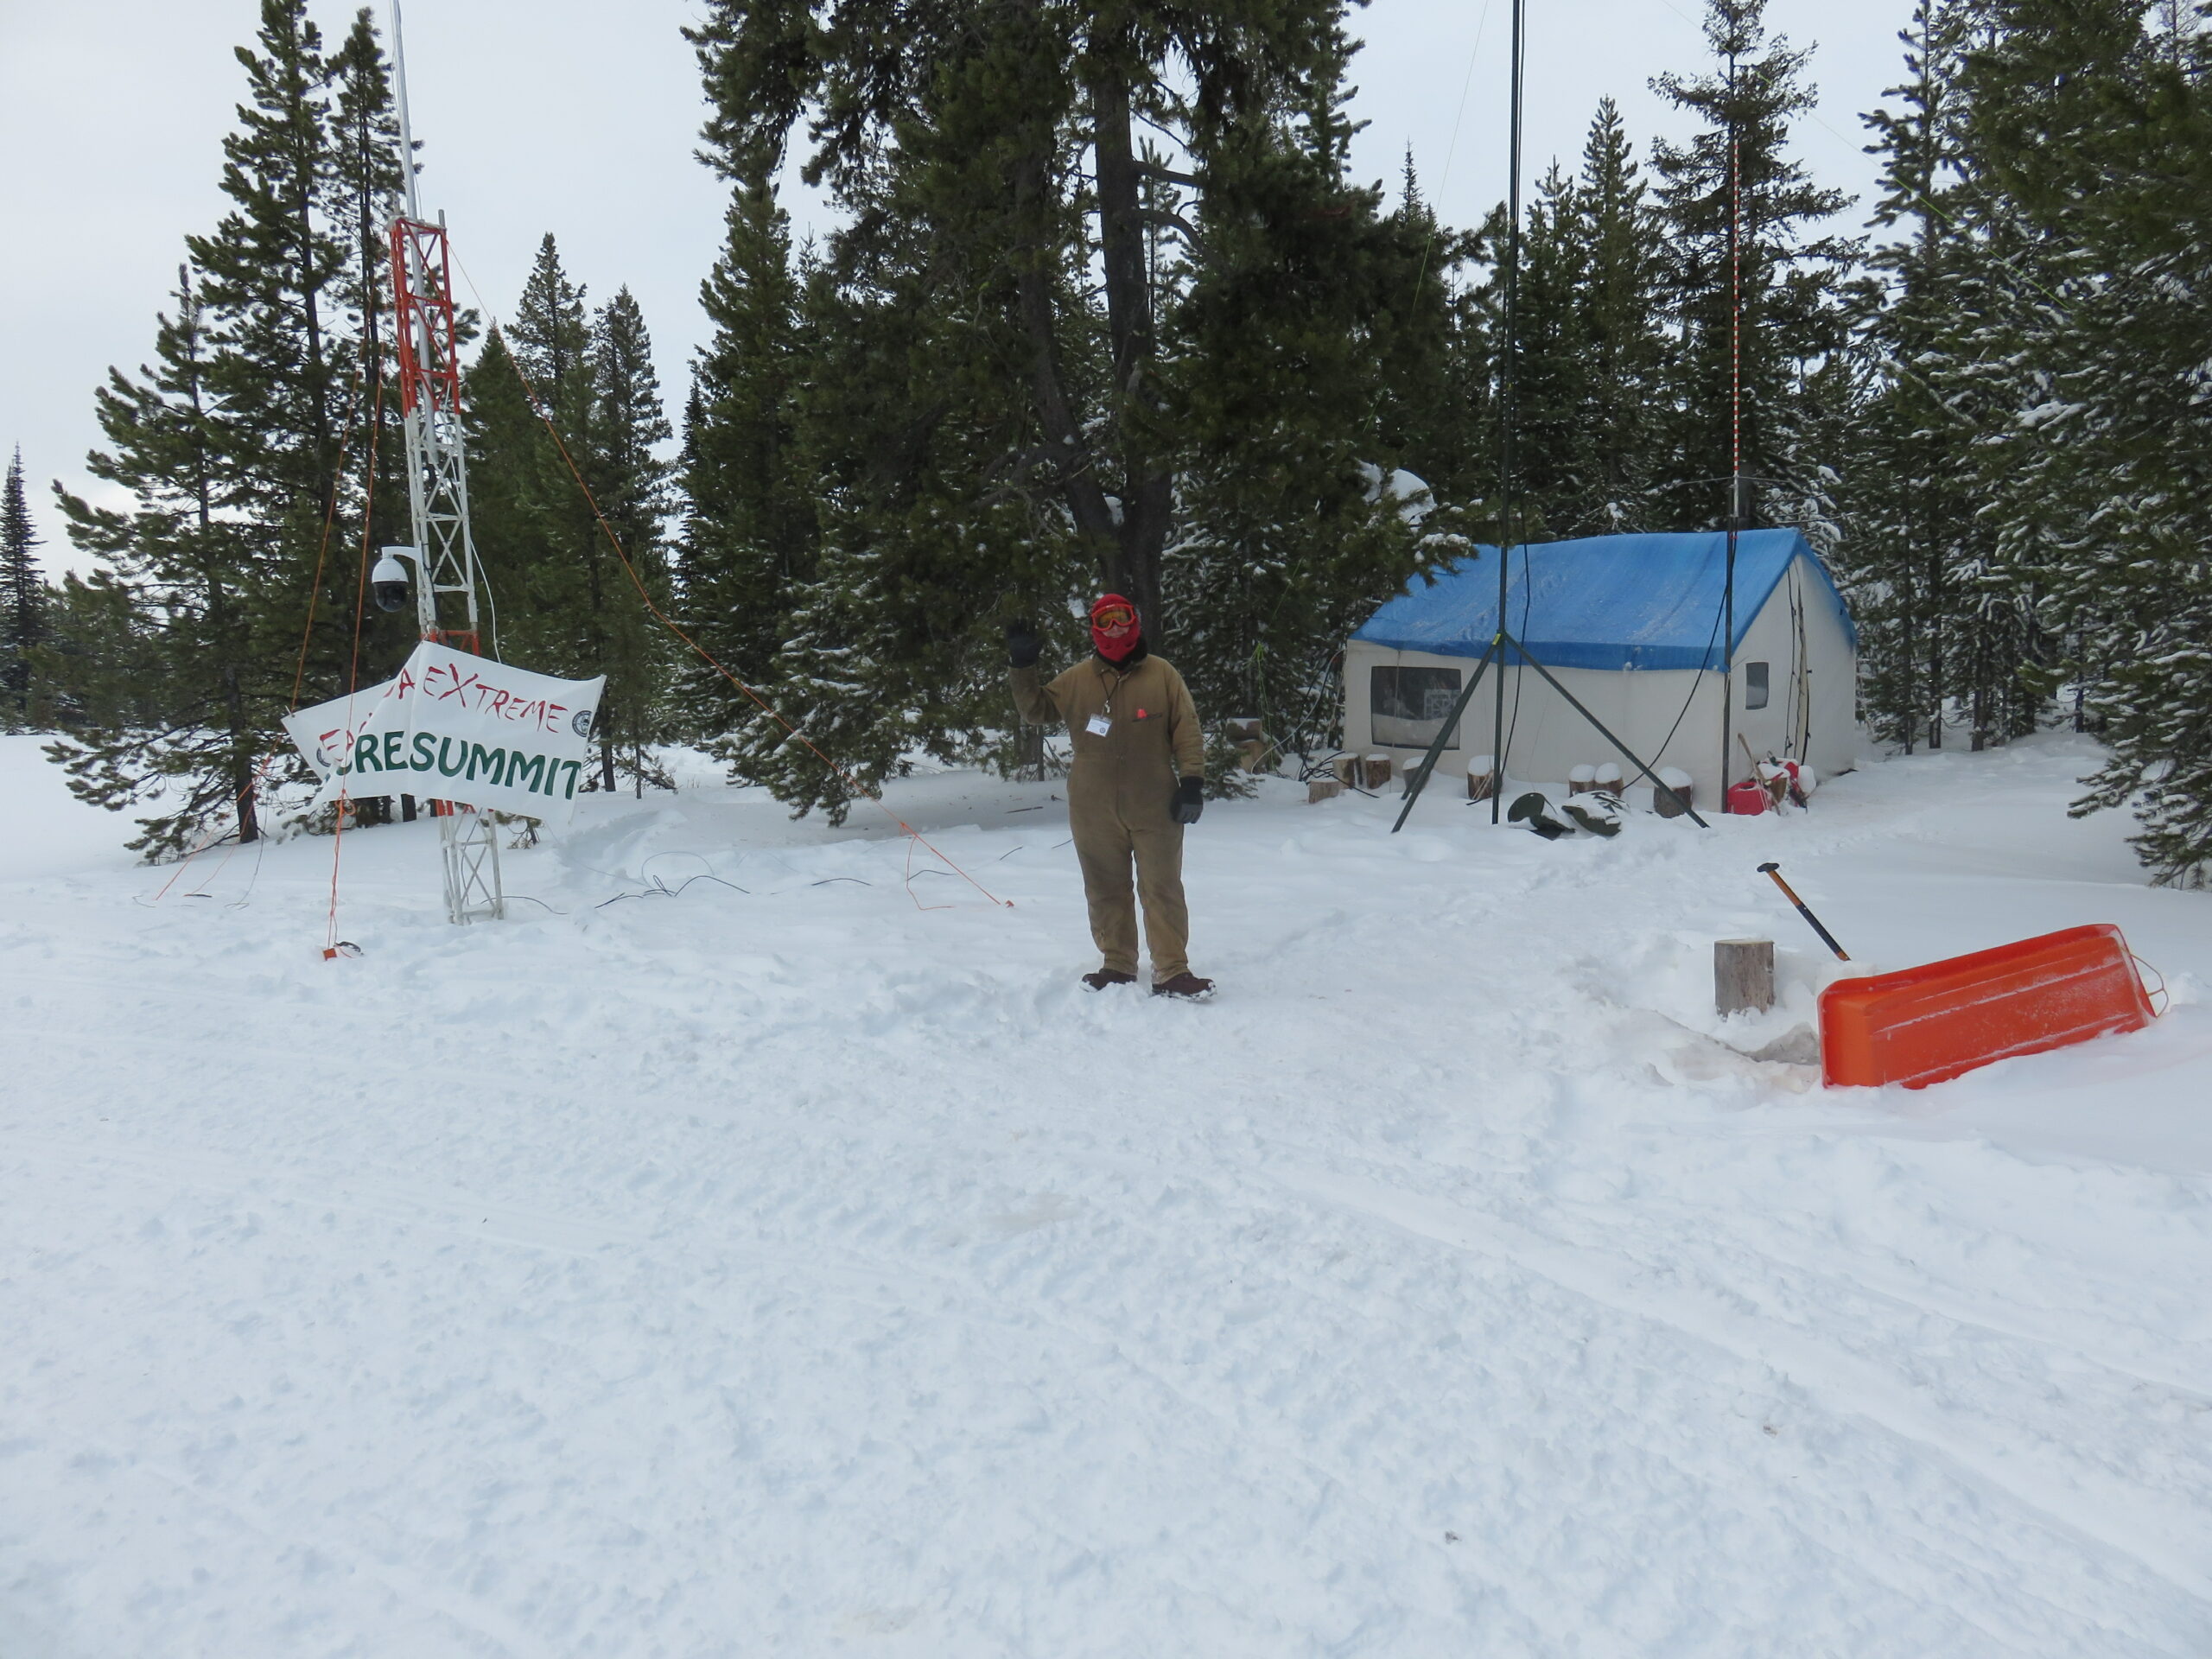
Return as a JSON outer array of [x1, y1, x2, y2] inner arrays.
[[1160, 20, 1462, 763], [1561, 99, 1669, 534], [1, 448, 41, 724], [327, 5, 411, 591], [677, 173, 816, 718], [467, 240, 677, 792], [684, 0, 1450, 812], [460, 327, 542, 662], [1506, 162, 1592, 529], [1373, 152, 1483, 501], [47, 262, 271, 855], [44, 0, 405, 856], [1834, 0, 2046, 753], [475, 234, 597, 681], [582, 287, 678, 791], [27, 569, 166, 734], [1958, 0, 2212, 880], [1649, 0, 1855, 532]]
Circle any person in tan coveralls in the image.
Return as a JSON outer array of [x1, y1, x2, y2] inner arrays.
[[1007, 594, 1215, 998]]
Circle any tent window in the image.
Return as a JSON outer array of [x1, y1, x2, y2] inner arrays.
[[1744, 661, 1770, 709], [1371, 665, 1463, 748]]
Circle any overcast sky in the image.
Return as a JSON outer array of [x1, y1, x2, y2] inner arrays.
[[1, 0, 1914, 575]]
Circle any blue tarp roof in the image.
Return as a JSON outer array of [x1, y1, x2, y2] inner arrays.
[[1352, 529, 1856, 672]]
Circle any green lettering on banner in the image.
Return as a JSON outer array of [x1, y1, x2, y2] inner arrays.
[[505, 752, 547, 794], [384, 731, 407, 772], [412, 732, 436, 772], [353, 735, 382, 772], [467, 743, 505, 785], [559, 759, 584, 799], [436, 736, 467, 778]]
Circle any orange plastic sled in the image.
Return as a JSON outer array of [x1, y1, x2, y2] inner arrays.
[[1820, 923, 2155, 1090]]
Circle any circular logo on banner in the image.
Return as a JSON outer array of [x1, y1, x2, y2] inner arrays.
[[572, 709, 594, 739]]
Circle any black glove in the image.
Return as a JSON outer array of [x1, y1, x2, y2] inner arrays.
[[1006, 619, 1042, 669], [1171, 775, 1205, 825]]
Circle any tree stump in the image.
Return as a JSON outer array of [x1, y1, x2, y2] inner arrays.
[[1715, 938, 1776, 1015], [1363, 753, 1393, 789], [1307, 778, 1344, 804], [1226, 716, 1268, 773], [1466, 754, 1496, 802]]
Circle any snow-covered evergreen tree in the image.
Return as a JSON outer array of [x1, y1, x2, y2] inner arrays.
[[46, 0, 404, 856], [469, 240, 677, 792], [683, 0, 1455, 813], [677, 168, 818, 723], [1507, 162, 1592, 531], [581, 288, 679, 791], [1160, 29, 1453, 763], [1649, 0, 1855, 531], [1, 448, 41, 724], [1835, 0, 2047, 753], [1560, 100, 1670, 535], [1372, 154, 1484, 505], [1958, 0, 2212, 880]]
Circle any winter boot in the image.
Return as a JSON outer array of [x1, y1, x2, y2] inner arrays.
[[1151, 972, 1217, 1000], [1561, 790, 1624, 837], [1507, 791, 1573, 840], [1083, 969, 1139, 990]]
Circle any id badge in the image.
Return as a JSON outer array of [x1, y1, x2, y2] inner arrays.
[[1086, 713, 1112, 736]]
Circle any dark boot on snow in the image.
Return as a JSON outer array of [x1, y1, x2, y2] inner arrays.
[[1561, 790, 1624, 837], [1083, 969, 1139, 990], [1507, 791, 1573, 840], [1151, 972, 1217, 1000]]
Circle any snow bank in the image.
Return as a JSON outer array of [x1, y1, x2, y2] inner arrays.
[[2, 731, 2209, 1656]]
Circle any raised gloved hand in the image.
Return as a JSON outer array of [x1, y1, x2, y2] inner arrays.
[[1006, 619, 1042, 669], [1171, 775, 1205, 825]]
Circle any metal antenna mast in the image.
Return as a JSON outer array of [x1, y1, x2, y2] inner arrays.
[[1722, 39, 1745, 795], [385, 0, 502, 922], [1491, 0, 1526, 823], [1390, 0, 1708, 835], [387, 0, 483, 652]]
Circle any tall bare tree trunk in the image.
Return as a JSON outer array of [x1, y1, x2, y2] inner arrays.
[[1086, 53, 1173, 641]]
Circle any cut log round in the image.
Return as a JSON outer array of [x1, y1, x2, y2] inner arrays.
[[1715, 938, 1776, 1015]]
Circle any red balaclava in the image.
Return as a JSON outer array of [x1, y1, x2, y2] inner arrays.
[[1090, 593, 1141, 664]]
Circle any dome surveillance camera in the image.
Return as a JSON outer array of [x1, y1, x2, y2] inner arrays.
[[372, 548, 411, 613]]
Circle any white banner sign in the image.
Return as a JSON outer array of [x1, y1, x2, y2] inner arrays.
[[294, 643, 605, 821], [283, 682, 403, 782]]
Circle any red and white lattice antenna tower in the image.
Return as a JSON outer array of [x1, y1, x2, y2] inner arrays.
[[386, 0, 483, 654], [383, 1, 504, 925]]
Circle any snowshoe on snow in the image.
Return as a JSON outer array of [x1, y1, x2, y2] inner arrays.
[[1082, 969, 1139, 990], [1151, 972, 1216, 1001], [1507, 791, 1573, 840], [1561, 790, 1624, 837]]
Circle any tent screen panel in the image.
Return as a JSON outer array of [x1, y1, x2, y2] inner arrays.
[[1745, 662, 1770, 709], [1371, 665, 1464, 748]]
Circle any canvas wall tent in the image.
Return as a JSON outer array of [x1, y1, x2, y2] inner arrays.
[[1345, 530, 1863, 813]]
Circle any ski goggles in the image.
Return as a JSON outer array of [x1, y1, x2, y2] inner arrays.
[[1091, 602, 1137, 633]]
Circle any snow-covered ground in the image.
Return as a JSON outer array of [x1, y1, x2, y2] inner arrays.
[[3, 730, 2209, 1657]]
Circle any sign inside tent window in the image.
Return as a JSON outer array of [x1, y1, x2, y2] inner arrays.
[[1371, 665, 1463, 748], [1744, 662, 1770, 709]]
